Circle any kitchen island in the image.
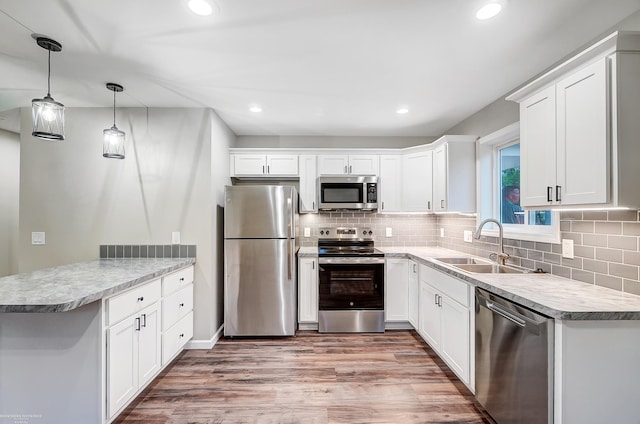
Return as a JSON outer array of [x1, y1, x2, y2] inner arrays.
[[0, 258, 195, 424], [379, 246, 640, 424]]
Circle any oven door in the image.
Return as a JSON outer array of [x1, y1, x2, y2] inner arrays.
[[318, 257, 384, 310]]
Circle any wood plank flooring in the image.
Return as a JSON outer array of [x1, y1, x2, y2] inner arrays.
[[114, 330, 495, 424]]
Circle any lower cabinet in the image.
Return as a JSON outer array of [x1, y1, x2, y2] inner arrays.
[[106, 265, 194, 421], [418, 264, 471, 385], [298, 257, 318, 326], [407, 260, 419, 328], [385, 258, 409, 322]]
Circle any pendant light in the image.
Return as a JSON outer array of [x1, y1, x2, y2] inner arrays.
[[103, 83, 125, 159], [32, 37, 65, 140]]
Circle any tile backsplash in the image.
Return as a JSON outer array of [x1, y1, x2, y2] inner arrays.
[[99, 244, 197, 259], [298, 212, 438, 247], [437, 210, 640, 296]]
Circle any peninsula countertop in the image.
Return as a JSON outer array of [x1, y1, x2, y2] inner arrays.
[[0, 258, 195, 313]]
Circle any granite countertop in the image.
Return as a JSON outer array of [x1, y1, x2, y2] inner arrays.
[[378, 246, 640, 320], [0, 258, 195, 313], [298, 247, 319, 257]]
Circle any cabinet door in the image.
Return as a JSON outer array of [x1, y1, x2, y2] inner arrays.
[[107, 316, 138, 418], [317, 155, 349, 175], [440, 296, 470, 384], [556, 58, 608, 205], [419, 281, 441, 350], [433, 145, 447, 211], [138, 302, 161, 387], [267, 155, 299, 175], [299, 155, 317, 213], [349, 155, 379, 175], [385, 258, 409, 321], [402, 151, 433, 211], [233, 154, 266, 175], [520, 85, 557, 207], [407, 260, 419, 328], [379, 155, 403, 212], [298, 258, 318, 323]]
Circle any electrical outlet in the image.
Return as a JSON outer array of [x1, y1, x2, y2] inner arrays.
[[172, 232, 181, 244], [32, 232, 45, 245], [562, 239, 574, 259], [386, 227, 393, 237], [304, 227, 311, 237], [440, 228, 445, 238], [463, 230, 473, 243]]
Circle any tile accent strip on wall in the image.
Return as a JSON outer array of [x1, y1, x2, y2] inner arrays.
[[99, 244, 197, 259]]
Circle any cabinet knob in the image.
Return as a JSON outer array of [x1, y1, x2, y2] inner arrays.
[[179, 333, 185, 338], [180, 277, 185, 281], [179, 303, 185, 307], [137, 296, 144, 302]]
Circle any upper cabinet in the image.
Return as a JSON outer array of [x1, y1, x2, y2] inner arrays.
[[507, 31, 640, 209], [402, 151, 433, 212], [317, 154, 379, 176], [299, 155, 317, 213], [379, 155, 403, 212], [231, 154, 298, 177], [431, 136, 477, 213]]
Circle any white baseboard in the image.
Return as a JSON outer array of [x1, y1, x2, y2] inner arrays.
[[186, 324, 224, 350], [385, 321, 414, 330]]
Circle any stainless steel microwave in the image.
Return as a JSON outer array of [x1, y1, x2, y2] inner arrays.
[[318, 176, 378, 210]]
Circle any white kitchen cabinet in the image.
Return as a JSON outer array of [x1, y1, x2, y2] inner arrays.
[[317, 154, 379, 176], [402, 150, 433, 212], [379, 155, 403, 212], [385, 258, 409, 322], [418, 264, 471, 385], [299, 155, 317, 213], [107, 298, 161, 418], [161, 266, 194, 365], [508, 31, 640, 209], [431, 137, 476, 213], [298, 257, 318, 325], [232, 154, 298, 176], [407, 260, 419, 328]]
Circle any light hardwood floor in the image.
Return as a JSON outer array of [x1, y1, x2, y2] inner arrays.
[[114, 330, 495, 423]]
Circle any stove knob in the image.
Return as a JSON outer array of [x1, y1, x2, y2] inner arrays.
[[368, 230, 373, 235], [320, 230, 324, 235], [362, 231, 367, 235], [326, 230, 330, 235]]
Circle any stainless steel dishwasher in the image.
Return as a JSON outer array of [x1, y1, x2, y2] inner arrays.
[[475, 288, 554, 424]]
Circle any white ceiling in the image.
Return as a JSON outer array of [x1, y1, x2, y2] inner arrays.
[[1, 0, 640, 137]]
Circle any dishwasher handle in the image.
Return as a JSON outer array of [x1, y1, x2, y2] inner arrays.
[[486, 301, 526, 327]]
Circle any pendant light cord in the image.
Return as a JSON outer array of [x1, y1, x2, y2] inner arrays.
[[113, 89, 116, 126], [47, 49, 51, 97]]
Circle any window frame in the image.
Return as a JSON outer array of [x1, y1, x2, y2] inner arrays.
[[476, 122, 560, 244]]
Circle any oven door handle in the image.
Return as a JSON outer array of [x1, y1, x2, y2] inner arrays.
[[318, 257, 385, 265]]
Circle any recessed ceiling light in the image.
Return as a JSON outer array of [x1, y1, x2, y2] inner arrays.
[[396, 107, 409, 114], [188, 0, 213, 16], [249, 105, 263, 113], [476, 2, 503, 20]]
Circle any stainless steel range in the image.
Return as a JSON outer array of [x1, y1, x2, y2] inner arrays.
[[317, 227, 385, 333]]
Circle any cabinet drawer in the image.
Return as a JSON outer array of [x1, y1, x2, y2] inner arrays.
[[420, 265, 469, 307], [162, 266, 194, 296], [162, 311, 193, 365], [162, 284, 193, 331], [107, 279, 161, 326]]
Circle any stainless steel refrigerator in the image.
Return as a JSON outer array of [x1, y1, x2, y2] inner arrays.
[[224, 185, 297, 336]]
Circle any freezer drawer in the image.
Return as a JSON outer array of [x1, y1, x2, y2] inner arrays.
[[224, 238, 297, 336]]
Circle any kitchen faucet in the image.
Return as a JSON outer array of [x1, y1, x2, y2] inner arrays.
[[474, 218, 510, 265]]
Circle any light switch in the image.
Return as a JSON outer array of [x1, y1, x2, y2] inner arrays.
[[463, 230, 473, 243], [385, 227, 393, 237], [440, 228, 445, 238], [304, 227, 311, 237], [562, 239, 574, 259], [172, 232, 181, 244], [32, 232, 45, 245]]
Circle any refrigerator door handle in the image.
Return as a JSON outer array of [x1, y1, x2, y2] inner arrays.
[[287, 193, 293, 280]]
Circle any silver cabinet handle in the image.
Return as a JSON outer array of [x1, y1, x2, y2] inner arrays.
[[440, 199, 445, 209], [427, 200, 431, 210], [262, 165, 265, 174], [434, 294, 438, 305], [312, 201, 315, 209], [547, 186, 553, 202], [141, 313, 147, 328], [413, 263, 417, 273], [312, 260, 315, 270], [344, 165, 347, 173], [267, 165, 270, 174], [382, 201, 385, 210], [135, 317, 141, 331], [437, 295, 442, 307], [349, 165, 352, 174], [556, 185, 561, 202]]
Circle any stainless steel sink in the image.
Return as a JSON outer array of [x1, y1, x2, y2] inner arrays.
[[452, 263, 527, 274], [434, 257, 492, 265]]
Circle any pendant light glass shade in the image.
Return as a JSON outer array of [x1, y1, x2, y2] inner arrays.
[[32, 37, 65, 140], [103, 83, 125, 159]]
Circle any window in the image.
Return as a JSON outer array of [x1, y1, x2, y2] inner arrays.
[[477, 123, 559, 243]]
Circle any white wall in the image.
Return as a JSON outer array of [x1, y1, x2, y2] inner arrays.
[[0, 129, 19, 277], [236, 135, 436, 148], [19, 107, 234, 341]]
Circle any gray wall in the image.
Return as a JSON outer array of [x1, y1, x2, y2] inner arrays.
[[236, 135, 436, 148], [18, 107, 234, 342], [0, 129, 19, 277]]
